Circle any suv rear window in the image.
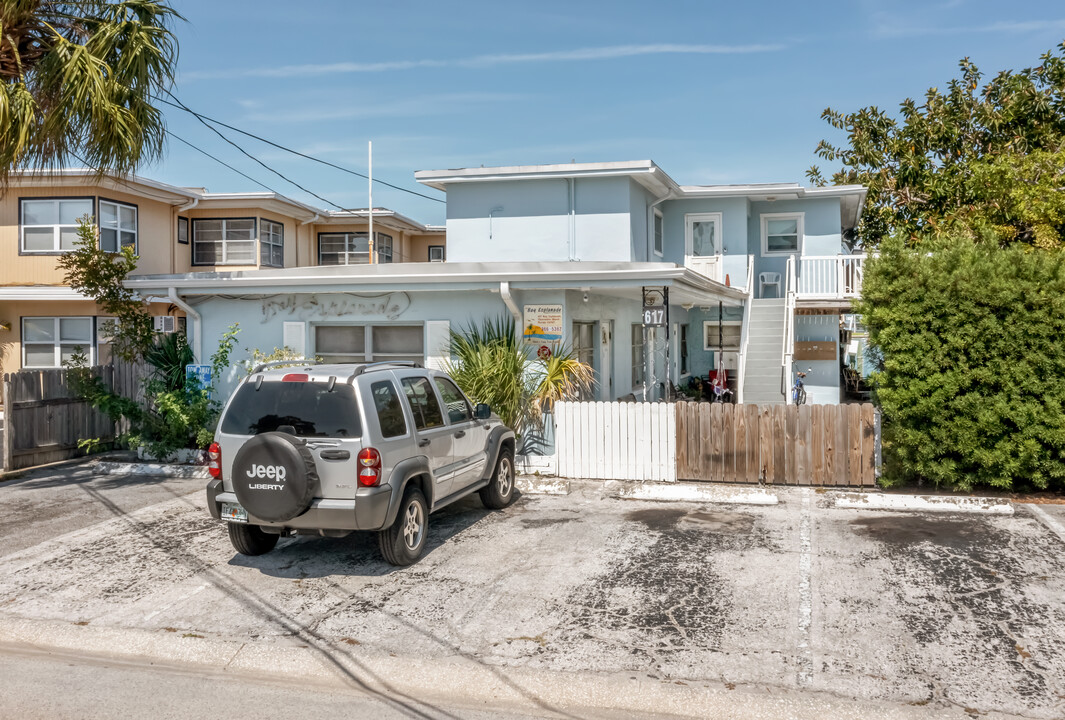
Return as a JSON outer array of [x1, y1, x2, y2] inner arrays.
[[221, 382, 361, 438]]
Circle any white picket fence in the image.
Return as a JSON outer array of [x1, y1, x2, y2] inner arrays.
[[555, 401, 677, 482]]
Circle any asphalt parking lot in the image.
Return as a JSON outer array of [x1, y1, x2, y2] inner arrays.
[[0, 464, 1063, 719]]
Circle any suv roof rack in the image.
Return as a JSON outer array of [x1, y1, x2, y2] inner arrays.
[[250, 359, 320, 375], [348, 361, 422, 379]]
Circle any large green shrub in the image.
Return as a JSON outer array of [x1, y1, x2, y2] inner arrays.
[[858, 235, 1065, 491]]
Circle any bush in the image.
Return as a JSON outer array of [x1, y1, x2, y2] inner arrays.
[[857, 235, 1065, 491]]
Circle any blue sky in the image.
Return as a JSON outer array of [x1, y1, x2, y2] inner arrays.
[[152, 0, 1065, 224]]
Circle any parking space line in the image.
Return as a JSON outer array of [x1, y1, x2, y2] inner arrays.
[[797, 487, 813, 687], [1026, 503, 1065, 546]]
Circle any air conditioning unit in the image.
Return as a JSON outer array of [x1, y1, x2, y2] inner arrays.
[[153, 316, 176, 333]]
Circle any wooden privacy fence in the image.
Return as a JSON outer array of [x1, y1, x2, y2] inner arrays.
[[675, 402, 878, 486], [2, 367, 115, 470], [556, 401, 676, 482]]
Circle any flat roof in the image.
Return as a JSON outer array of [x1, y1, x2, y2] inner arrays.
[[8, 169, 442, 232], [125, 260, 747, 307]]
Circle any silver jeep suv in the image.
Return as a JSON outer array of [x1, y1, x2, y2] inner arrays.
[[205, 361, 516, 565]]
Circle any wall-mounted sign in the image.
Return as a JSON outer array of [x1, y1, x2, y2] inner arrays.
[[537, 345, 553, 359], [523, 304, 563, 344], [642, 305, 667, 326], [261, 292, 411, 323], [185, 364, 212, 392]]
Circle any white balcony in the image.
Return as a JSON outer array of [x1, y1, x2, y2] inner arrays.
[[794, 255, 866, 301]]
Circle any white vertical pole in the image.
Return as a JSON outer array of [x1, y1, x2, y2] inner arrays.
[[368, 140, 374, 264]]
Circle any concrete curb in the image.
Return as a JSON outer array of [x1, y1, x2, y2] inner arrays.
[[607, 480, 779, 506], [825, 491, 1014, 515], [515, 475, 570, 495], [93, 461, 210, 479], [0, 616, 965, 720]]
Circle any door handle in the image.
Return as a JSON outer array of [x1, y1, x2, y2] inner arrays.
[[319, 449, 350, 460], [418, 438, 431, 447], [454, 430, 466, 438]]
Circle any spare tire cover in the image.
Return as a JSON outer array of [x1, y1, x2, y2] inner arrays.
[[231, 432, 319, 523]]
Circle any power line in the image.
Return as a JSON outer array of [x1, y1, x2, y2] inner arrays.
[[162, 93, 365, 214], [167, 131, 278, 194], [155, 93, 445, 204]]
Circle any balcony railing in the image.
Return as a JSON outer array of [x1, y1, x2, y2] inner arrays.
[[794, 255, 866, 299]]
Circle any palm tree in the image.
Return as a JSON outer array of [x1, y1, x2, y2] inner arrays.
[[0, 0, 181, 183]]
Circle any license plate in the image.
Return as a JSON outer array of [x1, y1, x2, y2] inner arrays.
[[221, 502, 248, 523]]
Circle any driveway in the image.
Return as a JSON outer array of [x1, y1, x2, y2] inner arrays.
[[0, 464, 1063, 719]]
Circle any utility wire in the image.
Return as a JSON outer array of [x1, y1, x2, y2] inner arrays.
[[167, 130, 278, 194], [162, 92, 365, 213], [155, 93, 445, 204]]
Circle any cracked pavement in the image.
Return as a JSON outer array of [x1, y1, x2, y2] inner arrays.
[[1, 463, 1064, 718]]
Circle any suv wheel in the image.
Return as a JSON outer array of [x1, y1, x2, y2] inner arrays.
[[479, 446, 515, 510], [227, 523, 279, 556], [377, 487, 428, 566]]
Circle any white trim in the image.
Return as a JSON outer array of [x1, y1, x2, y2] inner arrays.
[[760, 212, 804, 256], [0, 287, 92, 301], [652, 209, 664, 258], [20, 197, 93, 253], [21, 316, 95, 368]]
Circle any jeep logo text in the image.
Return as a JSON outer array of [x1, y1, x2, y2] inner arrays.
[[246, 464, 287, 481]]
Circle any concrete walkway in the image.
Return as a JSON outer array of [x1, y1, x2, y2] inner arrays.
[[1, 465, 1063, 719]]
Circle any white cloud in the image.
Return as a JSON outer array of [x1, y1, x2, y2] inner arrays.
[[243, 92, 527, 124], [181, 43, 786, 81]]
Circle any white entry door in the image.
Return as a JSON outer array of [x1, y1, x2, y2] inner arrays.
[[685, 213, 723, 282]]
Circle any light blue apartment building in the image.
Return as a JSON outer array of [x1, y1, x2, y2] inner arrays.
[[129, 160, 867, 405]]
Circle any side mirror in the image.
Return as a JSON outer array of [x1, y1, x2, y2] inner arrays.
[[474, 403, 491, 420]]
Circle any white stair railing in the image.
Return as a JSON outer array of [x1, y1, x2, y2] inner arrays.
[[781, 255, 797, 399], [736, 255, 755, 403]]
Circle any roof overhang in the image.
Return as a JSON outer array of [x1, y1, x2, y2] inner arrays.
[[125, 261, 746, 306], [9, 169, 198, 205], [416, 160, 679, 197], [0, 286, 93, 301]]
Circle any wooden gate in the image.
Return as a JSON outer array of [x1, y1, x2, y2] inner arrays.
[[675, 402, 878, 486]]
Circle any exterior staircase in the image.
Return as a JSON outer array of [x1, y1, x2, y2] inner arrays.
[[742, 298, 787, 404]]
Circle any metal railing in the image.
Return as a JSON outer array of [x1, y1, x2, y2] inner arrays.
[[795, 254, 866, 299]]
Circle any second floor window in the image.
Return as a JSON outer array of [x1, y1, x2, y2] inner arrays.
[[653, 211, 664, 256], [193, 218, 256, 265], [319, 232, 393, 265], [20, 198, 92, 252], [260, 219, 284, 267], [99, 200, 137, 252], [762, 213, 803, 255]]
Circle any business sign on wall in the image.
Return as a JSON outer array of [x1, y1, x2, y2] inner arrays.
[[523, 304, 563, 344]]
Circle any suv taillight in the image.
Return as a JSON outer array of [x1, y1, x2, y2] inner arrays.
[[208, 442, 222, 479], [357, 448, 382, 487]]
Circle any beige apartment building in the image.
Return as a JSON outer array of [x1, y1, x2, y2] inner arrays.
[[0, 170, 445, 375]]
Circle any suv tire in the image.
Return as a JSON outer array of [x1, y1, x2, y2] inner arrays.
[[377, 486, 429, 566], [228, 523, 279, 556], [479, 446, 515, 510]]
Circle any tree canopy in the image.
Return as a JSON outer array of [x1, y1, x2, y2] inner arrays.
[[0, 0, 181, 183], [809, 42, 1065, 249]]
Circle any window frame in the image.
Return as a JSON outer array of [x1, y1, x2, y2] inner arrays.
[[191, 217, 258, 267], [177, 216, 189, 245], [19, 196, 96, 255], [260, 217, 285, 268], [631, 323, 645, 388], [317, 231, 393, 265], [312, 323, 425, 364], [369, 379, 409, 439], [428, 245, 446, 262], [653, 209, 664, 257], [21, 316, 95, 368], [702, 320, 743, 351], [760, 212, 804, 256], [97, 197, 139, 254], [401, 376, 446, 431], [680, 323, 690, 376]]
